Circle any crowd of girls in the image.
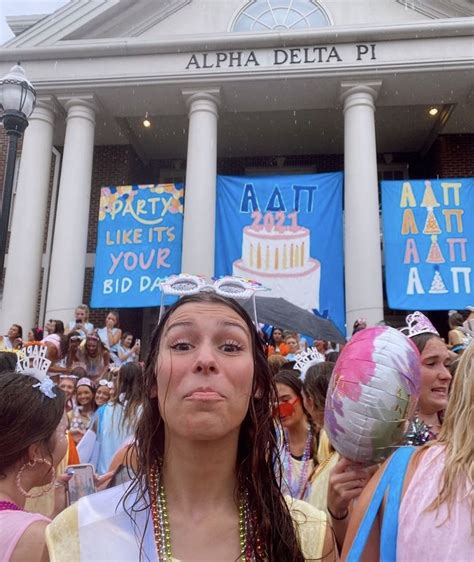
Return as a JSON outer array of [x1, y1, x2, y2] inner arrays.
[[0, 295, 472, 561]]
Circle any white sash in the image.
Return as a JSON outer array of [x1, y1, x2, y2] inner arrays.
[[77, 483, 158, 561]]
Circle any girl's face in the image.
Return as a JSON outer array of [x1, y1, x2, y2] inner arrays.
[[106, 313, 117, 328], [418, 337, 452, 416], [76, 385, 94, 407], [286, 338, 299, 353], [95, 386, 110, 406], [273, 329, 283, 343], [8, 325, 20, 339], [27, 329, 35, 341], [155, 302, 254, 442], [34, 414, 69, 488], [123, 335, 133, 348], [75, 308, 86, 322], [86, 338, 99, 354], [276, 383, 305, 429], [58, 379, 76, 400]]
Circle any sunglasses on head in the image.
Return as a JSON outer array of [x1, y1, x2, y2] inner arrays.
[[159, 274, 266, 324], [98, 379, 114, 389]]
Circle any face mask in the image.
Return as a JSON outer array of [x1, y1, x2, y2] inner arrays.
[[274, 397, 299, 419]]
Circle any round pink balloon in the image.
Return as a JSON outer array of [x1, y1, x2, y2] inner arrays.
[[324, 326, 420, 464]]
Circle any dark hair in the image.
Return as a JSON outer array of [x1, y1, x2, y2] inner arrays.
[[11, 324, 23, 339], [32, 327, 44, 341], [269, 326, 285, 346], [126, 292, 305, 561], [325, 351, 340, 363], [303, 362, 336, 411], [70, 366, 88, 379], [410, 332, 441, 354], [75, 378, 97, 411], [449, 312, 464, 329], [274, 369, 304, 399], [0, 371, 65, 477], [107, 310, 120, 325], [52, 320, 68, 358], [121, 362, 144, 429], [0, 352, 18, 374], [121, 332, 133, 344]]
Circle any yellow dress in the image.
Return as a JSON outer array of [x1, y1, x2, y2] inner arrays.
[[305, 430, 339, 515], [46, 485, 327, 561]]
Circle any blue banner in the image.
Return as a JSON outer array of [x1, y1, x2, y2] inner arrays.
[[91, 184, 184, 308], [382, 178, 474, 310], [215, 173, 345, 333]]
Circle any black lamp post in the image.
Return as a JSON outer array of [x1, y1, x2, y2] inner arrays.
[[0, 63, 36, 290]]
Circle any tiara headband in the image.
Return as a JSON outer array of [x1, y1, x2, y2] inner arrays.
[[400, 311, 439, 339], [158, 274, 266, 326], [76, 377, 95, 389], [293, 347, 326, 382], [15, 345, 56, 399]]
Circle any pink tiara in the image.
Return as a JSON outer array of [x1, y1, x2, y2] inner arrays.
[[400, 311, 439, 338]]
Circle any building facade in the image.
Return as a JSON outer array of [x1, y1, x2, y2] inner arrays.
[[0, 0, 473, 339]]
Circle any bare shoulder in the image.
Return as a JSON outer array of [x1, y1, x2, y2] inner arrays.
[[10, 520, 50, 562]]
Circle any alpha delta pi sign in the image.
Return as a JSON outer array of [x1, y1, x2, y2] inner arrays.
[[382, 178, 474, 310]]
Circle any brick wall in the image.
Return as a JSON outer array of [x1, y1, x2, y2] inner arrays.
[[1, 128, 472, 333]]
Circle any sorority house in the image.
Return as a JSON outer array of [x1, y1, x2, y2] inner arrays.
[[0, 0, 473, 342]]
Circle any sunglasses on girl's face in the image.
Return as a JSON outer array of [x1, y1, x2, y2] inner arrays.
[[273, 397, 300, 419]]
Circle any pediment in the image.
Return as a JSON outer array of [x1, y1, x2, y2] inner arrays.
[[4, 0, 193, 48]]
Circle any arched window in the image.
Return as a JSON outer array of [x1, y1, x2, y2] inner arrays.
[[232, 1, 331, 33]]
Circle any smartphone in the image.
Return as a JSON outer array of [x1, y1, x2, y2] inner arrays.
[[66, 464, 96, 505], [136, 339, 141, 346]]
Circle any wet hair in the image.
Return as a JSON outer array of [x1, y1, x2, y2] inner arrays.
[[126, 292, 306, 561], [0, 371, 65, 477], [302, 362, 336, 411]]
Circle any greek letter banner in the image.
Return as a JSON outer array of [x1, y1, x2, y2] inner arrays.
[[381, 178, 474, 310], [215, 173, 345, 333], [91, 184, 184, 308]]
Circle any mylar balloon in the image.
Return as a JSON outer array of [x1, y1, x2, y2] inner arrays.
[[324, 326, 420, 464]]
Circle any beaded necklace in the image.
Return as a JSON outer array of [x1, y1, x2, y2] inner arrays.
[[283, 426, 313, 500], [0, 500, 23, 512], [149, 464, 256, 562]]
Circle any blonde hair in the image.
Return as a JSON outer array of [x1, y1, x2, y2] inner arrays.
[[76, 304, 90, 322], [427, 341, 474, 527]]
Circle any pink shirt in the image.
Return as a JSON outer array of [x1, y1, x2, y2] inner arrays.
[[0, 510, 50, 562], [398, 445, 473, 561]]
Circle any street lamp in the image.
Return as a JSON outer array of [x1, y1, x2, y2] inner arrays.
[[0, 63, 36, 289]]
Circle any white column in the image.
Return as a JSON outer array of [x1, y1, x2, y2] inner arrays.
[[0, 97, 57, 333], [341, 81, 384, 332], [45, 96, 96, 324], [181, 88, 220, 277]]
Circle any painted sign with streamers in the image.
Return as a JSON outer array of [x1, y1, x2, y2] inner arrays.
[[382, 178, 474, 310], [91, 184, 184, 308], [215, 173, 345, 333]]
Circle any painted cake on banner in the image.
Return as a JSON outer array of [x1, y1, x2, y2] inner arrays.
[[91, 184, 184, 307], [215, 173, 345, 333], [382, 178, 474, 310]]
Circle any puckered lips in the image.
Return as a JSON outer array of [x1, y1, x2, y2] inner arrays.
[[184, 386, 225, 402]]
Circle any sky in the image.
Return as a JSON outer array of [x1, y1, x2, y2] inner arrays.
[[0, 0, 69, 44]]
